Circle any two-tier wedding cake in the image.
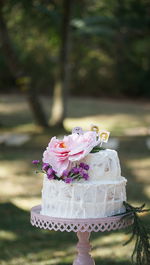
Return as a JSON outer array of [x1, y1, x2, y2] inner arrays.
[[34, 126, 127, 219]]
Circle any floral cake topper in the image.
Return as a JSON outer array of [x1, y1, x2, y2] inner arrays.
[[32, 125, 110, 183]]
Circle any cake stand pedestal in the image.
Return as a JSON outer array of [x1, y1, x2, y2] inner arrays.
[[30, 205, 133, 265]]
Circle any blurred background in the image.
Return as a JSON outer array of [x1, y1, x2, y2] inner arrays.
[[0, 0, 150, 264]]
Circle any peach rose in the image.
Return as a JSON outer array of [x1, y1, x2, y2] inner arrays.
[[43, 131, 99, 176]]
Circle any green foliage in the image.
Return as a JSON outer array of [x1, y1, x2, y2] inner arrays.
[[0, 0, 150, 97], [123, 202, 150, 265], [90, 146, 105, 153]]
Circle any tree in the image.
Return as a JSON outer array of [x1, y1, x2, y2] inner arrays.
[[50, 0, 73, 128], [0, 0, 49, 128]]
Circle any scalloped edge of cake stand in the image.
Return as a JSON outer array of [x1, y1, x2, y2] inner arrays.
[[30, 205, 134, 232]]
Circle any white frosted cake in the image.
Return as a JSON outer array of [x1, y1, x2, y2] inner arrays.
[[38, 127, 127, 219]]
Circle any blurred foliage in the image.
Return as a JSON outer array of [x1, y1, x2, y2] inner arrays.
[[0, 0, 150, 98]]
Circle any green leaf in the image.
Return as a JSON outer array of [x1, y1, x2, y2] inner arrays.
[[123, 202, 150, 265], [90, 146, 105, 153]]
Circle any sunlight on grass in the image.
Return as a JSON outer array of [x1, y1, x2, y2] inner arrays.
[[64, 112, 150, 136], [144, 186, 150, 199], [0, 231, 18, 241], [91, 232, 133, 260], [13, 124, 43, 134], [0, 95, 150, 136], [0, 160, 42, 201], [0, 161, 29, 177], [126, 157, 150, 183], [127, 157, 150, 167], [4, 257, 62, 265], [12, 197, 41, 211], [92, 232, 128, 245], [0, 231, 133, 265], [2, 248, 73, 265], [0, 101, 28, 114]]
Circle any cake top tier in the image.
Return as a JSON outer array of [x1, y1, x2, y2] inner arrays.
[[33, 125, 121, 183], [81, 149, 121, 182]]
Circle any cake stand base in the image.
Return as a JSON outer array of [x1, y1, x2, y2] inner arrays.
[[30, 205, 134, 265], [73, 231, 95, 265]]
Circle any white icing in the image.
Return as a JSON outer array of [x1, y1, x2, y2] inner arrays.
[[41, 149, 127, 219], [80, 149, 121, 181], [41, 176, 127, 218]]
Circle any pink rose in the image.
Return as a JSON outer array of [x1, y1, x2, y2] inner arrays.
[[43, 131, 99, 176]]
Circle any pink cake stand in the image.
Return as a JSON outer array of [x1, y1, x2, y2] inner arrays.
[[30, 205, 133, 265]]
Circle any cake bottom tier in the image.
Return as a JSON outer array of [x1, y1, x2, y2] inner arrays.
[[41, 177, 127, 219]]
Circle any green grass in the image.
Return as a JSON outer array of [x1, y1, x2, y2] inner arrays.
[[0, 95, 150, 265]]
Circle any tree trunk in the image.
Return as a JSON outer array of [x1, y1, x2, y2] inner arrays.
[[50, 0, 73, 128], [0, 3, 49, 128], [114, 0, 127, 93]]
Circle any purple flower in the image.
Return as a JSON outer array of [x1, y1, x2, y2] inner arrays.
[[47, 174, 55, 180], [78, 168, 89, 180], [71, 167, 80, 174], [42, 163, 49, 171], [65, 177, 72, 184], [84, 164, 89, 170], [47, 168, 56, 180], [62, 169, 70, 177], [47, 168, 55, 176], [79, 167, 84, 174], [82, 172, 89, 180], [79, 162, 85, 168], [79, 162, 89, 170], [32, 160, 40, 165]]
